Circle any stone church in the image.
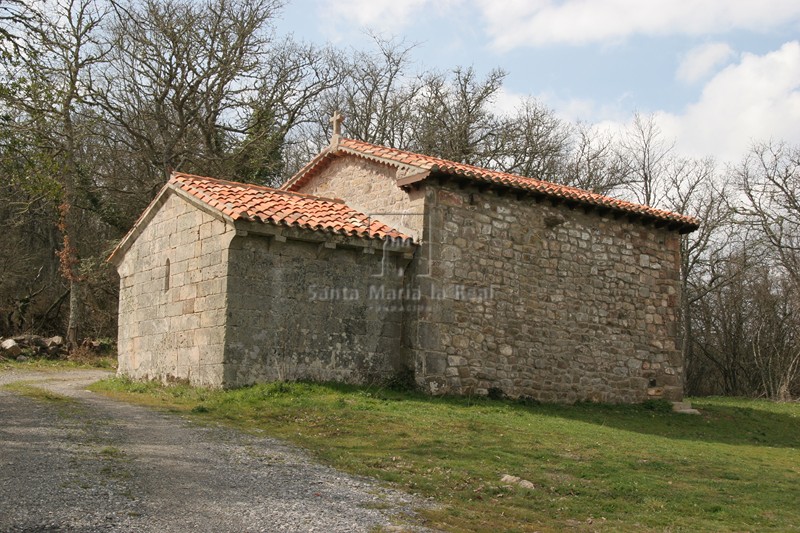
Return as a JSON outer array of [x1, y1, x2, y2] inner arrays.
[[109, 122, 699, 403]]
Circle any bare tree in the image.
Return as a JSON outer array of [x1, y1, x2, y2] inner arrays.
[[750, 272, 800, 400], [233, 39, 341, 185], [413, 66, 506, 166], [727, 141, 800, 399], [301, 34, 420, 153], [0, 0, 40, 58], [11, 0, 109, 348], [493, 98, 570, 181], [661, 157, 737, 391], [689, 247, 758, 395], [737, 142, 800, 286], [559, 123, 627, 194], [98, 0, 281, 191], [617, 112, 674, 206]]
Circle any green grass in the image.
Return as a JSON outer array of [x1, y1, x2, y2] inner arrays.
[[89, 378, 800, 532], [2, 381, 78, 404], [99, 445, 125, 458], [0, 355, 117, 372]]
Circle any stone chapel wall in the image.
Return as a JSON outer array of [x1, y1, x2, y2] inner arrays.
[[296, 157, 426, 241], [223, 235, 409, 386], [407, 183, 684, 402], [116, 192, 233, 386]]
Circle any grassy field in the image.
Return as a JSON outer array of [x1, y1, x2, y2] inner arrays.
[[87, 378, 798, 532], [0, 354, 117, 372]]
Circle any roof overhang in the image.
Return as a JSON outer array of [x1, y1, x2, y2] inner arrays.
[[107, 181, 237, 266], [108, 177, 416, 267], [232, 219, 416, 258], [424, 170, 700, 235], [280, 138, 700, 235]]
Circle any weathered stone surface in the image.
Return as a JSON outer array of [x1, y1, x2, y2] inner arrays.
[[45, 336, 64, 348], [115, 191, 233, 386], [0, 335, 68, 358], [403, 181, 684, 403], [299, 157, 425, 241], [500, 474, 535, 490], [1, 339, 22, 357], [223, 235, 409, 386], [13, 335, 47, 349], [672, 401, 701, 414]]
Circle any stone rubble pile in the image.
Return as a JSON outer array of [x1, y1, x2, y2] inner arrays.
[[0, 335, 65, 361]]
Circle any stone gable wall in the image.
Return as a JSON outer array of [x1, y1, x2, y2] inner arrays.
[[408, 183, 684, 402], [116, 192, 233, 386], [296, 157, 425, 241], [223, 235, 409, 386]]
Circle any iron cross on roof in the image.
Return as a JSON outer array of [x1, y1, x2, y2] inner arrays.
[[330, 111, 344, 136]]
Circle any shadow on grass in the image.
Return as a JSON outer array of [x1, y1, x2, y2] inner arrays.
[[97, 376, 800, 449], [311, 382, 800, 449], [530, 397, 800, 449]]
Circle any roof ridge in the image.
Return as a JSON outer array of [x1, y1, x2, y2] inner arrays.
[[171, 172, 346, 204], [339, 137, 534, 176], [332, 138, 698, 231], [337, 137, 608, 196], [339, 137, 435, 160]]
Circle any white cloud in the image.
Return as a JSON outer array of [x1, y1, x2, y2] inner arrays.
[[323, 0, 461, 33], [528, 89, 634, 126], [476, 0, 800, 50], [539, 42, 800, 163], [676, 42, 734, 83], [492, 87, 632, 126], [492, 87, 527, 116], [658, 42, 800, 162]]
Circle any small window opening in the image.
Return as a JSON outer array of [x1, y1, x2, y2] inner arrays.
[[164, 259, 171, 291]]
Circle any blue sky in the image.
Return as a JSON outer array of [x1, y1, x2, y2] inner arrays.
[[279, 0, 800, 163]]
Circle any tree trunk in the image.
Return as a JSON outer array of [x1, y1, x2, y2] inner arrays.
[[66, 280, 82, 350]]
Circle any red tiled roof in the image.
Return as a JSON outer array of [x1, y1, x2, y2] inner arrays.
[[284, 137, 699, 233], [171, 172, 411, 241]]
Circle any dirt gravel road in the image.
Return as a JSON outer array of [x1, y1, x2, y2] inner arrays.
[[0, 369, 428, 532]]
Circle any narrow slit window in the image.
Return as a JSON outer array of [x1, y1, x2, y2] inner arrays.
[[164, 259, 171, 291]]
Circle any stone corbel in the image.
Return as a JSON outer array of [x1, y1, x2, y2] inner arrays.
[[396, 170, 430, 187], [316, 240, 337, 259]]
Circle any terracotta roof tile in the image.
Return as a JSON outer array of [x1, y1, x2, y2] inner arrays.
[[170, 172, 411, 242], [283, 137, 699, 233]]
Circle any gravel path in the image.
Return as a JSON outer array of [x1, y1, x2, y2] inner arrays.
[[0, 369, 431, 532]]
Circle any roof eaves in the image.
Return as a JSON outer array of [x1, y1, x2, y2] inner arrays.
[[336, 145, 428, 176], [233, 218, 415, 250], [427, 166, 700, 233], [290, 137, 699, 232]]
